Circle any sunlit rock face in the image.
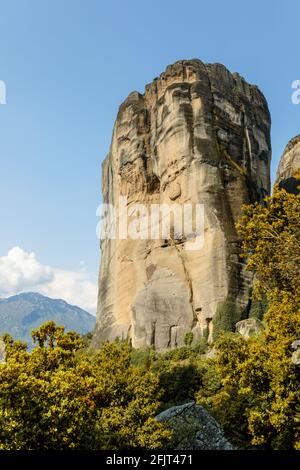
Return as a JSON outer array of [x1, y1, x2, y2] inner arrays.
[[93, 60, 271, 351], [277, 135, 300, 194]]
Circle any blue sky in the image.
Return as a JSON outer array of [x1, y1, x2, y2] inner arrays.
[[0, 0, 299, 311]]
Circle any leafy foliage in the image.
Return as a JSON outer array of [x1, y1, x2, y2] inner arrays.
[[248, 296, 268, 320], [148, 344, 220, 412], [200, 187, 300, 449], [212, 297, 242, 341], [0, 321, 170, 450], [236, 185, 300, 298], [0, 187, 298, 450]]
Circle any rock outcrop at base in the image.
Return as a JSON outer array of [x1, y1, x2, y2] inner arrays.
[[235, 318, 264, 339], [291, 340, 300, 366], [93, 59, 271, 350], [156, 402, 233, 450], [277, 135, 300, 194]]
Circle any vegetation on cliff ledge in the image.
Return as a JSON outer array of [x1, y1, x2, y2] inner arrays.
[[206, 185, 300, 449]]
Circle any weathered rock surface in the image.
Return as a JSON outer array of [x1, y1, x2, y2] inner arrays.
[[156, 402, 233, 450], [93, 59, 271, 350], [0, 340, 5, 363], [277, 135, 300, 194], [235, 318, 264, 339], [291, 339, 300, 366], [292, 350, 300, 366], [291, 339, 300, 350]]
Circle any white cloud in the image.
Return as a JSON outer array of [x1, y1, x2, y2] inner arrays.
[[0, 247, 97, 314]]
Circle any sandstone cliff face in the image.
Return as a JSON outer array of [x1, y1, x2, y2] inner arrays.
[[93, 60, 271, 350], [276, 135, 300, 193]]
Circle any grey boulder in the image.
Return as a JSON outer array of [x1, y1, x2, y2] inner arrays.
[[156, 402, 233, 450], [235, 318, 264, 339], [291, 339, 300, 365]]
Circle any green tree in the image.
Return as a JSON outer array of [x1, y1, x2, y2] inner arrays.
[[200, 187, 300, 449], [0, 321, 170, 450], [236, 185, 300, 298], [148, 344, 219, 412]]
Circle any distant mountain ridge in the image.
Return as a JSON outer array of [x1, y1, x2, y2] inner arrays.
[[0, 292, 95, 346]]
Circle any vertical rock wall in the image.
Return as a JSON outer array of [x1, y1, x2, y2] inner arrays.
[[277, 135, 300, 193], [93, 59, 271, 350]]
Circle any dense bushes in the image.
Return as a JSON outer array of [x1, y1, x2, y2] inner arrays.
[[152, 187, 300, 449], [150, 349, 220, 412], [0, 187, 299, 450], [212, 297, 242, 341], [0, 322, 170, 450], [200, 187, 300, 449]]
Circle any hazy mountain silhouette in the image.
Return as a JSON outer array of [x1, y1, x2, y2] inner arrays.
[[0, 292, 95, 347]]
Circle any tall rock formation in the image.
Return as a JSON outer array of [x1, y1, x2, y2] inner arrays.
[[93, 59, 271, 350], [276, 135, 300, 193]]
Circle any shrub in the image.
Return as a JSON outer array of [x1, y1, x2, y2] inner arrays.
[[0, 322, 170, 450]]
